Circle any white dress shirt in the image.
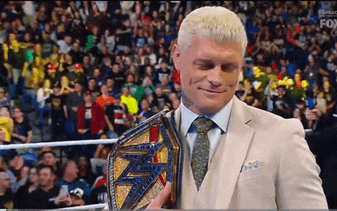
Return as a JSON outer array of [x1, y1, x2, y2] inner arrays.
[[181, 98, 233, 162]]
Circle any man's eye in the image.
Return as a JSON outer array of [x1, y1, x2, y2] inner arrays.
[[197, 63, 214, 70], [222, 64, 238, 72]]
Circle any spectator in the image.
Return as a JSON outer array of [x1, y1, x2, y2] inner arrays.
[[0, 107, 14, 144], [55, 160, 91, 203], [39, 149, 61, 178], [50, 82, 67, 141], [104, 93, 127, 137], [90, 164, 107, 204], [0, 170, 14, 209], [110, 63, 125, 88], [15, 166, 39, 209], [11, 106, 33, 144], [3, 149, 29, 193], [142, 76, 156, 97], [66, 80, 85, 140], [78, 91, 105, 140], [269, 85, 294, 118], [58, 35, 72, 54], [155, 59, 171, 85], [96, 85, 114, 108], [123, 74, 144, 102], [106, 76, 121, 97], [87, 78, 100, 100], [121, 87, 139, 115], [138, 99, 153, 122], [77, 156, 95, 187], [155, 87, 170, 111], [0, 88, 10, 108], [27, 165, 62, 209], [160, 76, 174, 96]]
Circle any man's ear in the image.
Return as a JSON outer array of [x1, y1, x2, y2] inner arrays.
[[172, 44, 181, 73]]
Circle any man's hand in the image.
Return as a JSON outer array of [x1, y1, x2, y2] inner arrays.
[[305, 108, 322, 121], [147, 182, 172, 210], [71, 107, 78, 112], [78, 129, 88, 134]]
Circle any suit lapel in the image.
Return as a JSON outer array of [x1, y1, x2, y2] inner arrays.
[[210, 96, 254, 208]]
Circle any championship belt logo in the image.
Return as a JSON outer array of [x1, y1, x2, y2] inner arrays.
[[107, 110, 182, 210]]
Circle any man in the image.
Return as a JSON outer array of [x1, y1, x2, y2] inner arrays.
[[104, 93, 127, 137], [3, 149, 29, 193], [55, 160, 91, 203], [27, 165, 61, 209], [149, 6, 327, 209], [122, 74, 144, 102], [269, 84, 294, 118], [40, 149, 61, 178], [0, 171, 14, 209], [78, 92, 105, 139], [121, 87, 138, 115], [11, 106, 33, 143], [87, 78, 100, 100], [66, 80, 85, 140], [96, 85, 114, 108], [106, 76, 121, 97], [50, 83, 67, 141]]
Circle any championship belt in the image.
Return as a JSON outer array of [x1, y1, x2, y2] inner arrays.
[[107, 109, 183, 210]]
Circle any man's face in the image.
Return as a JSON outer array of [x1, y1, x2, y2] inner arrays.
[[75, 83, 82, 92], [89, 79, 96, 89], [107, 79, 114, 88], [43, 152, 57, 167], [13, 108, 23, 118], [172, 38, 243, 114], [39, 168, 54, 187], [65, 161, 79, 181], [101, 85, 108, 95], [0, 172, 11, 190]]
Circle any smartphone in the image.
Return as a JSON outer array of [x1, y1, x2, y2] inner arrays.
[[306, 90, 315, 110], [307, 97, 315, 110], [60, 185, 69, 197]]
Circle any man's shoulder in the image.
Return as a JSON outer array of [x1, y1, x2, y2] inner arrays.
[[243, 103, 303, 132]]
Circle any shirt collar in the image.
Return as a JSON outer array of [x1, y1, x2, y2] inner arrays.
[[181, 97, 233, 136]]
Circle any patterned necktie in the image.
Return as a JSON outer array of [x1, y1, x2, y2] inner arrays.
[[191, 116, 214, 190]]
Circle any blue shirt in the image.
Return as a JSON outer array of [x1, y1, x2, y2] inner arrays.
[[181, 98, 233, 162]]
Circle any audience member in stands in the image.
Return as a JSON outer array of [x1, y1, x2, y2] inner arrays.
[[11, 106, 33, 143], [0, 107, 14, 144], [0, 170, 14, 209], [121, 87, 139, 115], [66, 80, 85, 140], [15, 166, 39, 208], [77, 156, 95, 187], [55, 160, 91, 203], [3, 149, 29, 193], [96, 85, 114, 108]]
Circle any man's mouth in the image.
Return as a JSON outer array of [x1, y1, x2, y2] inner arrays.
[[199, 88, 226, 93]]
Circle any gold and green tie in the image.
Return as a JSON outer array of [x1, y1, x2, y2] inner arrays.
[[191, 117, 214, 190]]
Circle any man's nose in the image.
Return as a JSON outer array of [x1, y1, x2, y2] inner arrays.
[[208, 66, 223, 87]]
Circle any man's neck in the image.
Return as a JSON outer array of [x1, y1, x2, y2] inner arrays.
[[41, 184, 54, 192], [85, 102, 92, 107], [16, 117, 24, 122], [102, 94, 109, 98], [63, 176, 74, 183]]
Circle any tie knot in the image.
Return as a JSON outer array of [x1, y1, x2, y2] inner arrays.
[[193, 117, 214, 133]]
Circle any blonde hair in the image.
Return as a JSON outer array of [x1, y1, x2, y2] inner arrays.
[[178, 6, 247, 56]]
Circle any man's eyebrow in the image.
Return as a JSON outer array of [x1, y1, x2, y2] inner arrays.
[[192, 59, 214, 64]]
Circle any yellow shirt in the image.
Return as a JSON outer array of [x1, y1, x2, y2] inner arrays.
[[0, 117, 14, 142], [121, 95, 139, 115]]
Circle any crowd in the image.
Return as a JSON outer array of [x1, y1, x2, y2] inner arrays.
[[0, 0, 335, 209]]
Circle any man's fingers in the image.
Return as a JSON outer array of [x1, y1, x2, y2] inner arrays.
[[147, 182, 172, 209]]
